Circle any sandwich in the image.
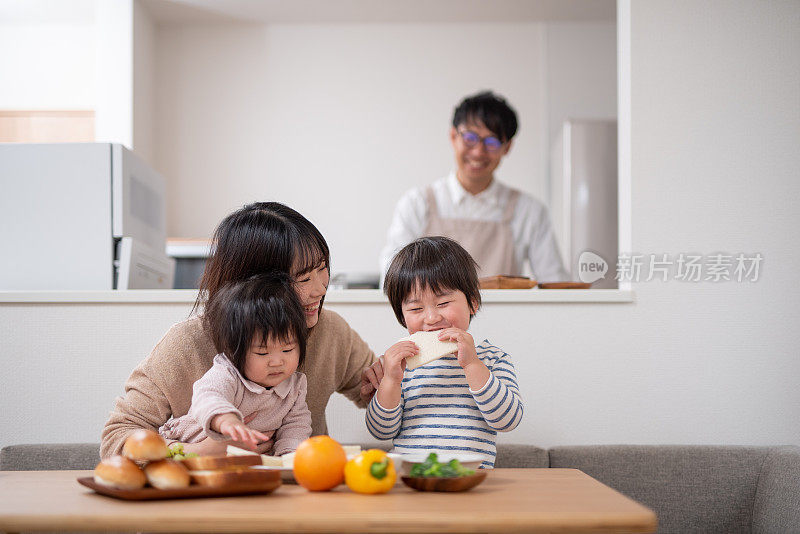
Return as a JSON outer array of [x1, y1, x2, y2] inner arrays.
[[182, 454, 261, 471], [400, 330, 458, 370], [183, 454, 275, 488]]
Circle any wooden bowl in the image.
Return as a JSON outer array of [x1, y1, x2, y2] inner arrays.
[[401, 471, 487, 492]]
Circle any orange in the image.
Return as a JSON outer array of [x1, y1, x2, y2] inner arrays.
[[293, 435, 347, 491]]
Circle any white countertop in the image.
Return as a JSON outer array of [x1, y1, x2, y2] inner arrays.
[[0, 289, 634, 303]]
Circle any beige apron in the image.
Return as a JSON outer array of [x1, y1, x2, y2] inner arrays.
[[423, 186, 520, 278]]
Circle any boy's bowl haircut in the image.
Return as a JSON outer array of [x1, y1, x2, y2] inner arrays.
[[384, 236, 481, 327]]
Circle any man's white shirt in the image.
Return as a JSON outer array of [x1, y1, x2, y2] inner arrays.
[[380, 172, 569, 282]]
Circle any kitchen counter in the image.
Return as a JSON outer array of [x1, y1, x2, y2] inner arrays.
[[0, 289, 634, 303]]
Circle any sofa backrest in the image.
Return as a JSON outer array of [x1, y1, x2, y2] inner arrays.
[[0, 442, 549, 470], [493, 443, 549, 468], [751, 445, 800, 533], [549, 445, 770, 534], [0, 443, 100, 471]]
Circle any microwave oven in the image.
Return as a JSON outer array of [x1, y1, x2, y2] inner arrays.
[[0, 143, 174, 290]]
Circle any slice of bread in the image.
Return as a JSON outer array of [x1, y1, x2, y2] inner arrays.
[[260, 455, 283, 467], [281, 452, 295, 468], [189, 468, 279, 487], [182, 454, 261, 471], [401, 330, 458, 370]]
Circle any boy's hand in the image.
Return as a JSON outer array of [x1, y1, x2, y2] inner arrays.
[[212, 413, 269, 451], [375, 341, 416, 410], [382, 341, 418, 383], [437, 328, 478, 368], [437, 328, 490, 391]]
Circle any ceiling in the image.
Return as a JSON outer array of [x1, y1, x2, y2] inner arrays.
[[141, 0, 616, 25], [0, 0, 615, 26]]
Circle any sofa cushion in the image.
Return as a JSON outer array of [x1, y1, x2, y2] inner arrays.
[[549, 445, 769, 534], [493, 444, 549, 468], [0, 443, 100, 471], [752, 445, 800, 533]]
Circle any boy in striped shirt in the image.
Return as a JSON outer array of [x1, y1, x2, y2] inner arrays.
[[367, 236, 523, 468]]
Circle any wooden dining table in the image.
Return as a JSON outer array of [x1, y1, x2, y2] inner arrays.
[[0, 468, 657, 533]]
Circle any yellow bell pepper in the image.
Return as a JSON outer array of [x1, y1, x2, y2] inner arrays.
[[344, 449, 397, 494]]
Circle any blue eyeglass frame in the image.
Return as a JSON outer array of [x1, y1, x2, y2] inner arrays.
[[458, 129, 504, 152]]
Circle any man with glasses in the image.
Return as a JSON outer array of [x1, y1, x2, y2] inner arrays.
[[380, 91, 568, 283]]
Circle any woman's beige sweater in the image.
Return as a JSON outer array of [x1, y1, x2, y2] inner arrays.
[[100, 308, 376, 458]]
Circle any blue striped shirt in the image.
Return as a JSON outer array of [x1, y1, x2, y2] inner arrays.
[[366, 339, 523, 468]]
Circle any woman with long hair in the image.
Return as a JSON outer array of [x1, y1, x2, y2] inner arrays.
[[101, 202, 380, 457]]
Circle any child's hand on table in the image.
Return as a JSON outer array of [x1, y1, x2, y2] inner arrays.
[[212, 413, 269, 450]]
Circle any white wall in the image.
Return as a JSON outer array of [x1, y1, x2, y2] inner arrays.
[[133, 0, 157, 164], [545, 21, 617, 170], [153, 21, 614, 274], [0, 23, 95, 109], [94, 0, 133, 148], [1, 0, 797, 451]]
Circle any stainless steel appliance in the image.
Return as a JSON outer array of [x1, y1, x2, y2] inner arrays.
[[550, 120, 618, 289], [0, 143, 173, 289]]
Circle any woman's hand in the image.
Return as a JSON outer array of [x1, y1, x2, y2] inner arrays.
[[360, 357, 385, 403]]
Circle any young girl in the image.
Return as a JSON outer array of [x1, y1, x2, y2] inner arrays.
[[367, 236, 523, 468], [159, 272, 312, 455]]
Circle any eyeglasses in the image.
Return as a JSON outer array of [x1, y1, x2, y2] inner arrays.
[[458, 129, 504, 153]]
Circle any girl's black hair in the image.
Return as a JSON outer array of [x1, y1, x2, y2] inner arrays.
[[383, 236, 482, 328], [194, 202, 330, 318], [204, 272, 308, 375], [452, 90, 518, 142]]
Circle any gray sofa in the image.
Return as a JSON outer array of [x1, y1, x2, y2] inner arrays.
[[2, 443, 798, 533]]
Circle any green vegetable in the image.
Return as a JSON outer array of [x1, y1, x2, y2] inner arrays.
[[408, 453, 476, 478], [166, 443, 197, 460]]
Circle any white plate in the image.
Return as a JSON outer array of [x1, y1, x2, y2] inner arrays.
[[250, 465, 292, 471]]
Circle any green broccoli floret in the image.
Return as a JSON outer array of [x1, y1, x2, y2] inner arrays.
[[408, 453, 476, 478]]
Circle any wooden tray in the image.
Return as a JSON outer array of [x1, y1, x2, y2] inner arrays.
[[537, 282, 592, 289], [77, 473, 281, 501], [401, 471, 488, 492], [479, 276, 537, 289]]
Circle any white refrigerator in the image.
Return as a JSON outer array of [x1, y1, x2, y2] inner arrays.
[[0, 143, 174, 290], [550, 120, 618, 289]]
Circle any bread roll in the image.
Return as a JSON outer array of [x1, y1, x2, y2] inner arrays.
[[144, 459, 190, 489], [182, 454, 261, 471], [122, 429, 169, 462], [93, 455, 146, 490], [401, 330, 458, 370]]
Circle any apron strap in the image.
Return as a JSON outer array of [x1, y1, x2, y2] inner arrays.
[[425, 186, 439, 219]]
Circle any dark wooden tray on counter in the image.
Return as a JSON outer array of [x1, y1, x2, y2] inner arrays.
[[77, 473, 281, 501]]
